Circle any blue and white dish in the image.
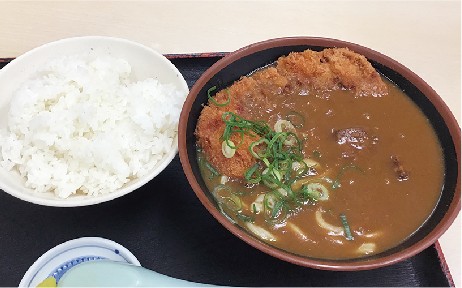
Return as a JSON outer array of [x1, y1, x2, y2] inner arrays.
[[19, 237, 140, 287]]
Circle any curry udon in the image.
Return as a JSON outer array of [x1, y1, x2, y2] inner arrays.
[[195, 48, 443, 259]]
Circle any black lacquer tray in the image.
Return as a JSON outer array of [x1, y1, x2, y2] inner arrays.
[[0, 56, 454, 287]]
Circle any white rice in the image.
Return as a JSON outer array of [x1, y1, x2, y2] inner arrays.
[[0, 54, 185, 198]]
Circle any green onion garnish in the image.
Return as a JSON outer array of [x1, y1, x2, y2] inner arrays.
[[207, 86, 230, 107], [245, 163, 262, 184], [340, 213, 354, 240], [249, 138, 270, 159], [271, 200, 285, 218], [220, 112, 304, 191], [218, 110, 319, 218], [332, 164, 363, 189], [285, 111, 305, 128], [236, 213, 254, 223], [205, 161, 220, 179], [298, 183, 327, 202], [222, 140, 236, 158], [212, 184, 242, 212], [233, 190, 247, 196], [263, 192, 287, 223]]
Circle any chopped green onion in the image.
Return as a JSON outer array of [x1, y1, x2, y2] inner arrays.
[[218, 206, 236, 224], [291, 160, 309, 178], [271, 200, 285, 218], [233, 190, 247, 196], [262, 167, 283, 189], [263, 192, 287, 224], [221, 112, 260, 149], [205, 161, 220, 179], [299, 182, 329, 203], [274, 119, 296, 133], [332, 164, 363, 189], [285, 111, 305, 128], [217, 110, 319, 217], [236, 213, 254, 223], [212, 184, 242, 212], [340, 213, 354, 240], [196, 145, 205, 164], [221, 140, 236, 158], [276, 186, 294, 199], [245, 163, 261, 184], [207, 86, 230, 107], [249, 138, 270, 159]]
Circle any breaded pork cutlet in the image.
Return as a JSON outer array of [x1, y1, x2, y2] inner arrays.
[[196, 48, 388, 178], [195, 68, 287, 178], [277, 48, 388, 96]]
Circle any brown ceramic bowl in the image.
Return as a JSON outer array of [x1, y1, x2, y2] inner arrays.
[[178, 37, 460, 270]]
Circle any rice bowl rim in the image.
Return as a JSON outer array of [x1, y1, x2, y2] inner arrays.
[[0, 36, 188, 207]]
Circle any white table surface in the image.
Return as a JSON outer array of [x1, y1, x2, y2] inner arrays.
[[0, 0, 460, 286]]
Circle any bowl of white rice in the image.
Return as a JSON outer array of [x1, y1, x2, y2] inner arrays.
[[0, 36, 189, 206]]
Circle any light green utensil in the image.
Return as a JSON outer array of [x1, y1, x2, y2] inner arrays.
[[57, 260, 209, 287]]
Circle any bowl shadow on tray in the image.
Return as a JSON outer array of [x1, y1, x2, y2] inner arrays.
[[180, 40, 460, 271]]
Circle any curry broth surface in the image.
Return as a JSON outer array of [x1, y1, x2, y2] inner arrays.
[[197, 79, 443, 260]]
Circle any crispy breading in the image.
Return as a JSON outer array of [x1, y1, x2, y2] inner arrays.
[[277, 48, 388, 96], [196, 48, 388, 178]]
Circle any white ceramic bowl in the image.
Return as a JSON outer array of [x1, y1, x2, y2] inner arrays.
[[0, 36, 189, 207]]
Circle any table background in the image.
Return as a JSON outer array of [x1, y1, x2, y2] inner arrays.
[[0, 0, 460, 286]]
